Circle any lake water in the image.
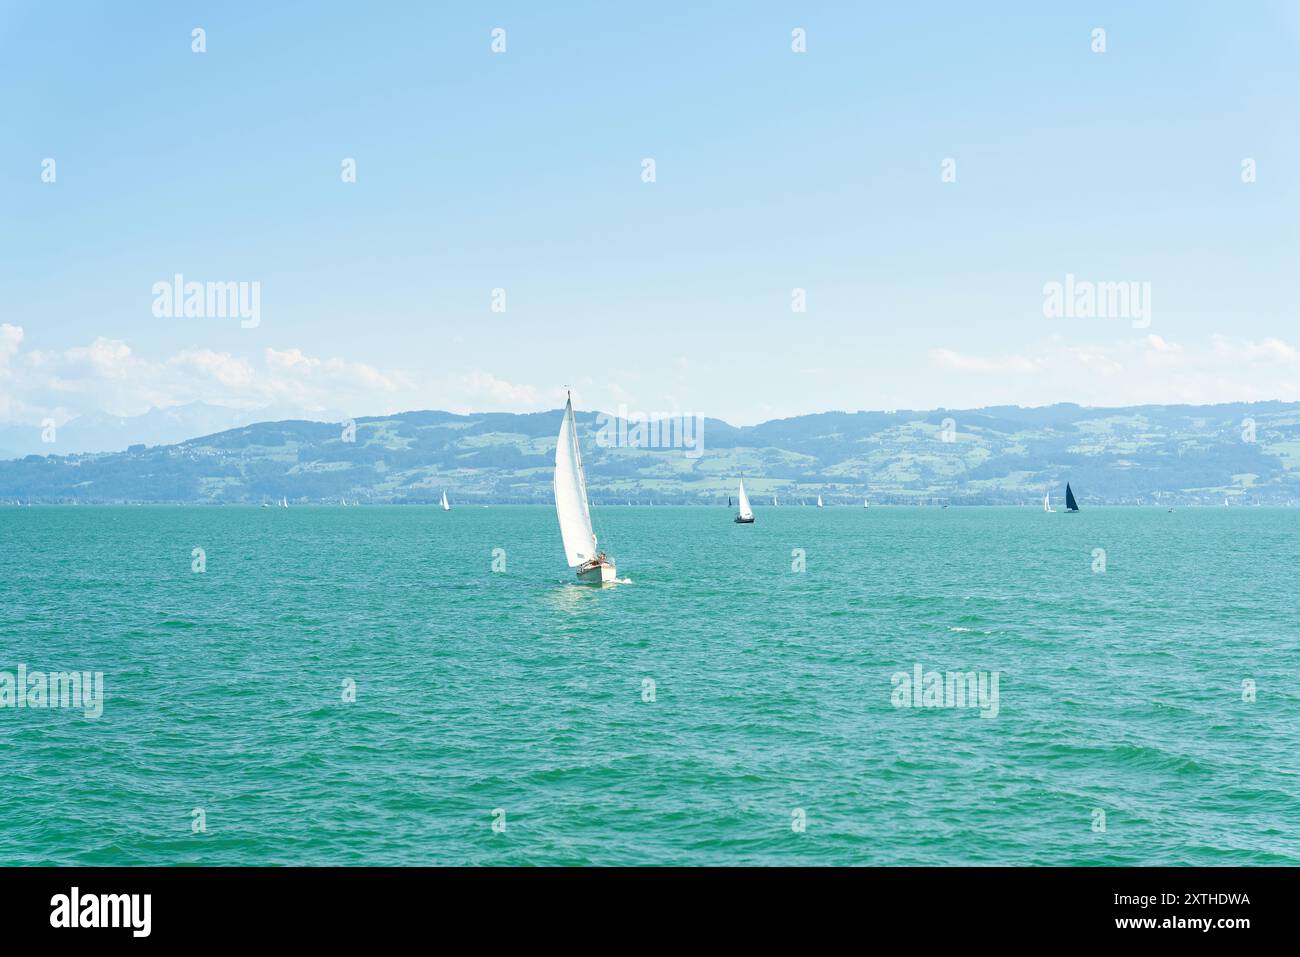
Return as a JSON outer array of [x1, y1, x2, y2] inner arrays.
[[1, 505, 1297, 864]]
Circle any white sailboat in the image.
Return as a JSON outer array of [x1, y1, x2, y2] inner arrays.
[[441, 491, 451, 512], [1043, 492, 1054, 513], [816, 495, 824, 508], [555, 391, 616, 584], [772, 496, 778, 507], [734, 479, 754, 524], [281, 496, 288, 508], [863, 499, 870, 509]]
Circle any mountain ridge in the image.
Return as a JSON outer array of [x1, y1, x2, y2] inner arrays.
[[2, 400, 1298, 505]]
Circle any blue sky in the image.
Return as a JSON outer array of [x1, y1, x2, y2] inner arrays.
[[2, 1, 1298, 426]]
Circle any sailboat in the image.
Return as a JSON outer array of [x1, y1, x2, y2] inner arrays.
[[734, 479, 754, 524], [1064, 483, 1079, 512], [281, 496, 288, 509], [441, 491, 451, 512], [772, 496, 778, 507], [816, 495, 824, 508], [728, 496, 732, 508], [1043, 492, 1055, 513], [863, 499, 870, 509], [555, 391, 616, 584]]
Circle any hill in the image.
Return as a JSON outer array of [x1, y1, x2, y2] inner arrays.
[[2, 401, 1298, 505]]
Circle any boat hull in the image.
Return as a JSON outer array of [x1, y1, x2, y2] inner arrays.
[[577, 560, 618, 584], [734, 516, 754, 524]]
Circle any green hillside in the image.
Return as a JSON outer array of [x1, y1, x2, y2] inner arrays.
[[3, 402, 1299, 505]]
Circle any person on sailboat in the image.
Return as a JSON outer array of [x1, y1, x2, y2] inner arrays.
[[578, 551, 611, 575]]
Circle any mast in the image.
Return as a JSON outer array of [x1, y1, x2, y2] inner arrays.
[[554, 392, 598, 566], [737, 479, 753, 520]]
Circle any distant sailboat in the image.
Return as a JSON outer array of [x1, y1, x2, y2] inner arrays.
[[772, 496, 778, 507], [734, 479, 754, 524], [816, 495, 824, 508], [281, 496, 288, 509], [728, 496, 732, 508], [1043, 492, 1055, 513], [555, 391, 616, 584], [1064, 483, 1079, 512], [441, 491, 451, 512], [863, 499, 870, 509]]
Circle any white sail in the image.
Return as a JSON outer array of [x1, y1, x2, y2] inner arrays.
[[736, 479, 753, 520], [1043, 493, 1050, 512], [441, 491, 450, 511], [816, 495, 824, 508], [554, 395, 597, 567]]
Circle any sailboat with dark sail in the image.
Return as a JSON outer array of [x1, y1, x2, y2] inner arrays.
[[1065, 483, 1079, 512]]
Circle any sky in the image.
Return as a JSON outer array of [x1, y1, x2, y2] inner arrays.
[[2, 1, 1299, 427]]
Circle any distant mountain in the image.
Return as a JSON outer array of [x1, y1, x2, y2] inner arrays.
[[1, 401, 1298, 505], [0, 402, 343, 459]]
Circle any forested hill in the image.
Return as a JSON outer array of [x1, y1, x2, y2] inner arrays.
[[2, 401, 1298, 505]]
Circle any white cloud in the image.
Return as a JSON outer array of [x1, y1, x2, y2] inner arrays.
[[930, 349, 1044, 374], [447, 371, 540, 409], [927, 334, 1300, 407], [1208, 335, 1299, 364], [0, 324, 22, 365], [0, 327, 551, 426], [168, 350, 255, 389]]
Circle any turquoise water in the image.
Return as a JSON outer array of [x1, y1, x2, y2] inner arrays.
[[2, 505, 1297, 865]]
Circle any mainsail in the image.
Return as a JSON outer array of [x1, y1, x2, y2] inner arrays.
[[737, 479, 753, 521], [1065, 483, 1079, 512], [554, 394, 597, 567]]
